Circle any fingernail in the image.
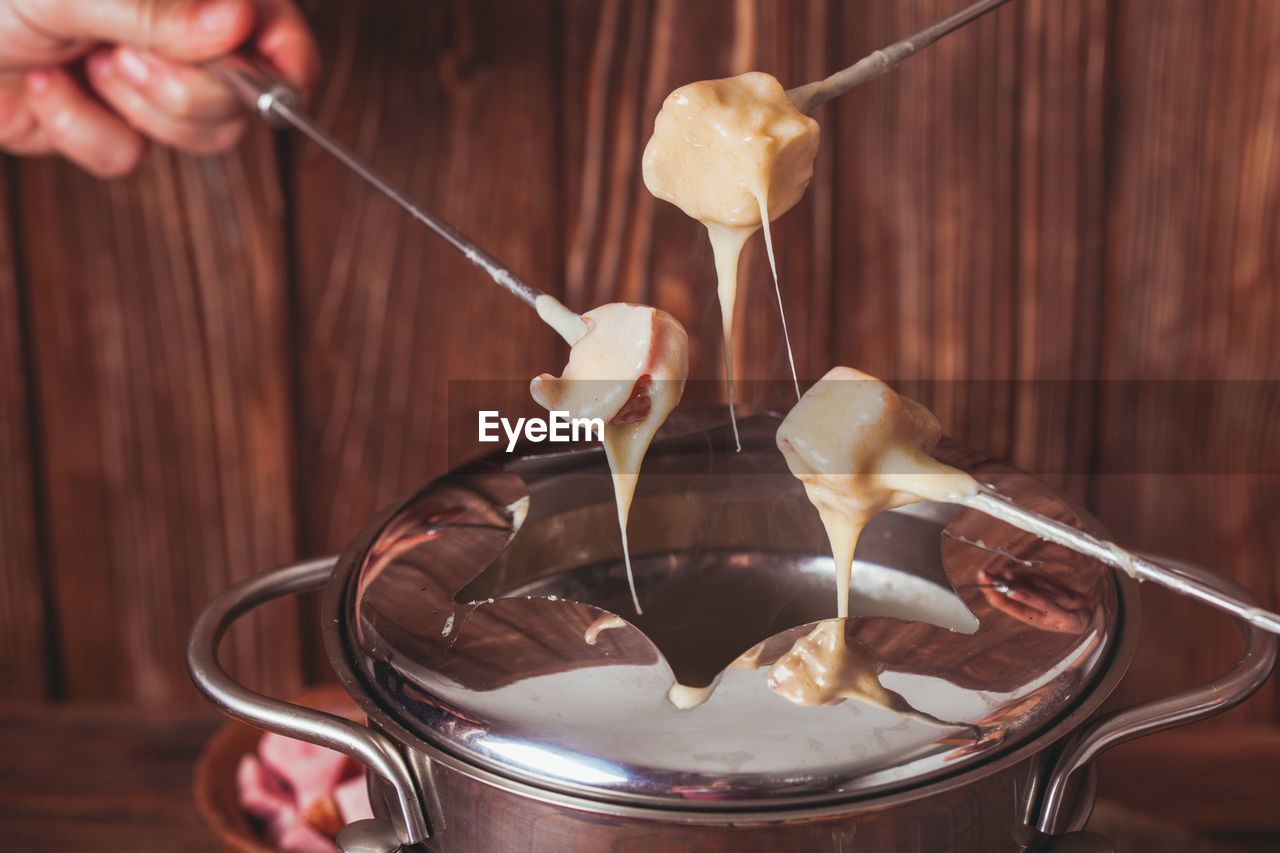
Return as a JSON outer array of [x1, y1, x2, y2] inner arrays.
[[198, 0, 244, 34], [27, 70, 51, 94], [116, 49, 150, 85]]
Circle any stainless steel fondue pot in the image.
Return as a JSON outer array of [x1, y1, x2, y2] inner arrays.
[[188, 414, 1276, 853]]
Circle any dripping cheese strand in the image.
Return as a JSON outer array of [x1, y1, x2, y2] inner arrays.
[[530, 301, 690, 615], [643, 72, 820, 445]]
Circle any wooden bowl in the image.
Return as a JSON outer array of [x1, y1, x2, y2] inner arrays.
[[194, 685, 362, 853]]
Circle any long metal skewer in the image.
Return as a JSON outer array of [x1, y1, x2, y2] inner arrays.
[[968, 484, 1280, 635], [786, 0, 1018, 113], [212, 55, 1280, 637], [213, 0, 1015, 293], [207, 55, 546, 310]]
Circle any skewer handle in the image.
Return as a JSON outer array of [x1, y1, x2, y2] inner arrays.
[[968, 485, 1280, 635], [787, 0, 1018, 113], [204, 54, 546, 309]]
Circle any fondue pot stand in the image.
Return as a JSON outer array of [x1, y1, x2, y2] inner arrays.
[[189, 414, 1276, 852]]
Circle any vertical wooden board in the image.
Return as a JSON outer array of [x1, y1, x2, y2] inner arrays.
[[828, 1, 1022, 460], [0, 163, 49, 699], [563, 0, 1106, 479], [1009, 0, 1109, 499], [560, 0, 835, 418], [736, 0, 838, 399], [291, 0, 563, 552], [1096, 0, 1280, 720], [19, 134, 300, 702]]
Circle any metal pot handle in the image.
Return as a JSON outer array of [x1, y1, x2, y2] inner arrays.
[[1034, 556, 1278, 836], [186, 557, 432, 849]]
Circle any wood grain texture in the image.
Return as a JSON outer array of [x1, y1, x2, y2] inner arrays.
[[1008, 0, 1109, 503], [0, 703, 223, 852], [0, 163, 49, 699], [828, 0, 1022, 483], [560, 0, 1106, 470], [560, 0, 836, 418], [1088, 799, 1280, 853], [1097, 726, 1280, 833], [825, 0, 1111, 496], [17, 135, 302, 702], [0, 0, 1275, 739], [292, 0, 563, 554], [1093, 0, 1280, 720]]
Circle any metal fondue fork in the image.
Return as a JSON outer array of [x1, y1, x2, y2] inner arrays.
[[780, 0, 1280, 636], [209, 0, 1018, 300], [208, 42, 1280, 637], [207, 55, 547, 311], [787, 0, 1019, 113], [211, 0, 1019, 294], [968, 484, 1280, 636]]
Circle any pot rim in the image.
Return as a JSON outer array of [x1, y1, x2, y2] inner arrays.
[[320, 468, 1142, 824]]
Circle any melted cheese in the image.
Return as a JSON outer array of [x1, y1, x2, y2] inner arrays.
[[777, 367, 978, 617], [766, 621, 897, 707], [667, 682, 718, 711], [535, 294, 589, 345], [766, 621, 952, 724], [643, 72, 820, 446], [658, 367, 977, 710], [583, 613, 627, 645], [531, 302, 689, 614]]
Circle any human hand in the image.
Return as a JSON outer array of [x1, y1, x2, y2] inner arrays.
[[0, 0, 319, 177], [977, 567, 1092, 634]]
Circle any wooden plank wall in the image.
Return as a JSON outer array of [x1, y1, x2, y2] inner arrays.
[[1094, 0, 1280, 720], [0, 163, 49, 698], [0, 0, 1275, 745], [11, 138, 302, 702]]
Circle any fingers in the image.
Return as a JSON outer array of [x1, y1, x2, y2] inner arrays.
[[93, 45, 241, 122], [0, 121, 52, 156], [253, 0, 322, 101], [67, 0, 320, 154], [16, 0, 256, 61], [12, 0, 321, 167], [24, 67, 145, 177], [0, 76, 49, 154], [88, 48, 245, 154], [15, 0, 320, 96]]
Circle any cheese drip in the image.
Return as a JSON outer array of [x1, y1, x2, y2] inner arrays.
[[531, 299, 689, 614], [667, 682, 719, 711], [766, 623, 905, 708], [643, 71, 820, 447], [771, 368, 977, 708], [766, 621, 952, 724], [777, 367, 978, 618], [662, 624, 957, 721], [658, 368, 976, 711]]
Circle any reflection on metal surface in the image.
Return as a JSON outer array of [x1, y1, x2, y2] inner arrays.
[[975, 565, 1093, 633], [346, 414, 1119, 808]]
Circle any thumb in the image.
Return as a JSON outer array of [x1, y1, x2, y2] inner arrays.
[[22, 0, 257, 61]]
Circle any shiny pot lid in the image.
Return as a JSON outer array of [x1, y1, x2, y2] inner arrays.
[[327, 414, 1123, 810]]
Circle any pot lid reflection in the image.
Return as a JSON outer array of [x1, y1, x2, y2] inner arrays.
[[338, 414, 1120, 808]]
